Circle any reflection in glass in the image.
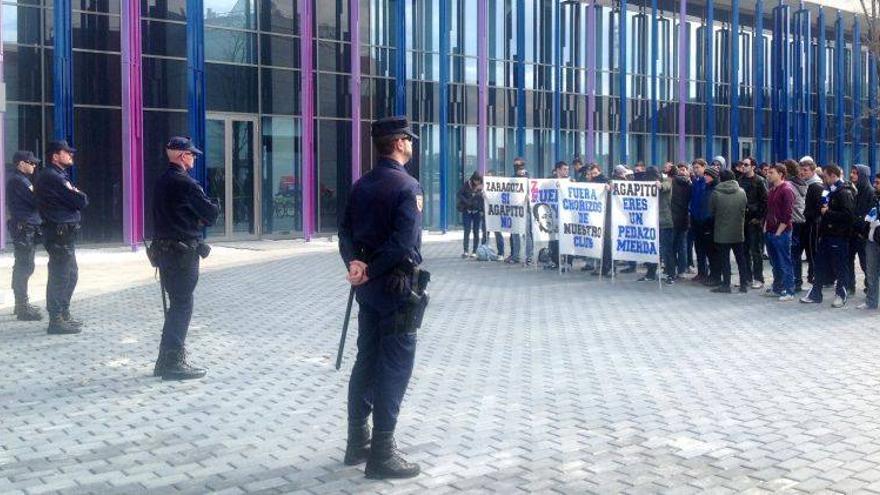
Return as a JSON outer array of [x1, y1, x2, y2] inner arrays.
[[261, 117, 302, 234], [232, 120, 256, 234], [204, 0, 255, 29], [205, 27, 257, 64], [205, 119, 226, 238], [3, 5, 42, 45]]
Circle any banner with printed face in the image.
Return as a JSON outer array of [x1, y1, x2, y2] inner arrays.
[[528, 179, 560, 244], [610, 180, 660, 263], [558, 182, 607, 258], [483, 177, 529, 234]]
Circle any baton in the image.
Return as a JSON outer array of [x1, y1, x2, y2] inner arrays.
[[335, 286, 356, 370]]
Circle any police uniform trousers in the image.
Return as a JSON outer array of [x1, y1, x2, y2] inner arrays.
[[158, 250, 200, 350], [9, 222, 38, 304], [348, 296, 417, 433], [43, 223, 79, 318]]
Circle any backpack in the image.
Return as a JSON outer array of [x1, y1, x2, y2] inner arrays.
[[476, 244, 498, 261]]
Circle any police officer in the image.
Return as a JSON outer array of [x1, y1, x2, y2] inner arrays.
[[6, 150, 43, 321], [150, 137, 220, 381], [338, 116, 426, 479], [35, 140, 88, 334]]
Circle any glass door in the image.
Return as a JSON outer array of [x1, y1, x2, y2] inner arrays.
[[205, 114, 261, 239]]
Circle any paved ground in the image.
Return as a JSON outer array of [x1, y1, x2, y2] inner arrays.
[[3, 237, 880, 494]]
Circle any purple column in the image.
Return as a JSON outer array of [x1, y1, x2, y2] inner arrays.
[[586, 0, 596, 163], [350, 0, 361, 182], [300, 0, 315, 240], [121, 0, 144, 250], [677, 0, 686, 163], [477, 0, 488, 175], [0, 3, 5, 251]]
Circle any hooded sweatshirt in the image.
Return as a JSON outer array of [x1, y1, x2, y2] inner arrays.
[[803, 173, 825, 225], [709, 178, 747, 243], [787, 175, 807, 224], [852, 164, 873, 235], [689, 176, 712, 223]]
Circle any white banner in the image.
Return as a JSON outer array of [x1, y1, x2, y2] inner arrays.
[[528, 179, 560, 244], [610, 180, 660, 263], [483, 177, 529, 233], [558, 182, 607, 258]]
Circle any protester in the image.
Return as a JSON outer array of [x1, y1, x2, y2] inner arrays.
[[589, 164, 611, 275], [763, 164, 796, 301], [643, 166, 671, 282], [784, 159, 807, 293], [859, 175, 880, 309], [799, 157, 824, 287], [849, 164, 873, 295], [613, 165, 637, 274], [709, 169, 748, 293], [662, 161, 674, 176], [547, 161, 569, 269], [711, 156, 726, 171], [507, 158, 533, 264], [456, 171, 484, 259], [572, 157, 587, 182], [485, 169, 505, 259], [738, 157, 768, 289], [670, 162, 692, 282], [689, 159, 716, 284], [801, 164, 855, 307]]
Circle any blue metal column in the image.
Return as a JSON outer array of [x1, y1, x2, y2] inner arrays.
[[794, 6, 810, 159], [870, 55, 878, 173], [704, 1, 714, 160], [618, 0, 628, 165], [554, 0, 562, 161], [835, 12, 844, 166], [186, 0, 206, 186], [817, 7, 827, 165], [730, 0, 740, 162], [802, 8, 811, 159], [439, 0, 449, 231], [792, 8, 802, 157], [771, 3, 790, 162], [650, 0, 658, 165], [516, 0, 526, 158], [53, 0, 74, 146], [754, 0, 764, 162], [852, 16, 862, 164], [395, 0, 406, 114]]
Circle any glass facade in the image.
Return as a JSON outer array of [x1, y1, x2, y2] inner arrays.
[[0, 0, 877, 248]]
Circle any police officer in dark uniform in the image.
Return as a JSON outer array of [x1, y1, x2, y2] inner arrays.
[[150, 137, 220, 381], [6, 150, 43, 321], [338, 116, 429, 479], [35, 140, 88, 334]]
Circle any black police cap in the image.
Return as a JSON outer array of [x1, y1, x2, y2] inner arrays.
[[47, 140, 76, 155], [12, 150, 40, 164], [166, 136, 203, 155], [371, 116, 419, 140]]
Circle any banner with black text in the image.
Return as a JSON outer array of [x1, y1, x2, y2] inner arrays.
[[610, 181, 660, 263], [483, 177, 529, 234], [528, 179, 561, 244], [558, 182, 606, 258]]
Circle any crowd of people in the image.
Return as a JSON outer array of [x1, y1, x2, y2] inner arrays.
[[457, 155, 880, 309]]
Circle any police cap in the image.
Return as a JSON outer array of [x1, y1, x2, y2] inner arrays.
[[12, 150, 40, 165], [166, 136, 203, 155], [371, 116, 419, 140], [47, 140, 76, 155]]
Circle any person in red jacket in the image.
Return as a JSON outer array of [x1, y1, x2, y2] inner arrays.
[[763, 163, 796, 301]]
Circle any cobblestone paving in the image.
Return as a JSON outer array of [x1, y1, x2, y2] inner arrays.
[[3, 240, 880, 494]]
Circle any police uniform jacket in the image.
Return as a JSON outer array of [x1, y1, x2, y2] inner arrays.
[[339, 157, 423, 311], [152, 164, 220, 242], [35, 164, 88, 224], [6, 170, 41, 225]]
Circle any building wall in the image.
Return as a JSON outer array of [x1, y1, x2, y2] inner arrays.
[[0, 0, 877, 247]]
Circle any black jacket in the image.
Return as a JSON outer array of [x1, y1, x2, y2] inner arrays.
[[35, 164, 89, 224], [670, 175, 691, 230], [819, 180, 856, 239], [803, 178, 825, 226], [456, 181, 483, 213], [738, 173, 768, 222], [852, 165, 873, 237], [152, 164, 220, 242], [5, 170, 41, 225]]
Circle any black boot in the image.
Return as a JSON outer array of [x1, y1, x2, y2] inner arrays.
[[14, 302, 43, 321], [161, 349, 207, 381], [343, 422, 371, 466], [153, 349, 172, 377], [364, 431, 420, 479], [61, 309, 83, 328], [47, 316, 81, 335]]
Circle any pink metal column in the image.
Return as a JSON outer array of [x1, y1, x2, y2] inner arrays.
[[0, 2, 6, 251], [477, 0, 488, 175], [586, 0, 596, 163], [122, 0, 144, 249], [677, 0, 686, 163], [351, 0, 361, 182], [300, 0, 315, 239]]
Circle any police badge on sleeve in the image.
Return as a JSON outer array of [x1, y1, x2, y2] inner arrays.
[[416, 194, 423, 212]]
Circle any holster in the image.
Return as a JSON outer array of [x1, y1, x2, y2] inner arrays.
[[8, 221, 39, 249], [148, 239, 200, 269], [390, 268, 431, 334]]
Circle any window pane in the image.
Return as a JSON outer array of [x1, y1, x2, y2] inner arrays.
[[316, 40, 350, 73], [317, 119, 351, 231], [206, 63, 259, 113], [260, 33, 299, 68], [72, 13, 121, 51], [204, 0, 256, 29], [73, 0, 119, 14], [316, 73, 350, 118], [73, 52, 121, 105], [4, 44, 43, 102], [5, 104, 43, 154], [259, 0, 298, 35], [142, 20, 187, 58], [143, 57, 188, 109], [3, 5, 42, 45], [141, 0, 186, 21], [205, 27, 257, 63], [73, 107, 123, 243], [261, 68, 299, 115], [315, 0, 349, 41], [261, 116, 302, 234]]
